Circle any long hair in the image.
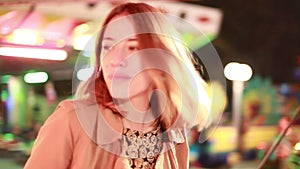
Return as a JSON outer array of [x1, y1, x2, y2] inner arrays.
[[75, 2, 211, 131]]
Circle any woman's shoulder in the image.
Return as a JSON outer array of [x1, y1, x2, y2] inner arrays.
[[44, 99, 77, 125], [56, 99, 78, 112]]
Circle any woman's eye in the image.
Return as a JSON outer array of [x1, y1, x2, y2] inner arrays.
[[103, 45, 112, 51], [128, 46, 139, 51]]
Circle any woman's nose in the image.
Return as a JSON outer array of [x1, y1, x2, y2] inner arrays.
[[110, 59, 127, 67], [110, 46, 127, 67]]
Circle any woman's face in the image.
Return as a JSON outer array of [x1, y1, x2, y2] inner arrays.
[[100, 13, 153, 100]]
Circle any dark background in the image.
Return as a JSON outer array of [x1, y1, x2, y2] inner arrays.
[[190, 0, 300, 84]]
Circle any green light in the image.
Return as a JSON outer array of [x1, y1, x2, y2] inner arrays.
[[1, 90, 8, 101], [3, 133, 14, 142], [0, 75, 11, 84], [24, 72, 48, 83], [181, 32, 216, 50]]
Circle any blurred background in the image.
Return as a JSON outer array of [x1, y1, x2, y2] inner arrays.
[[0, 0, 299, 168]]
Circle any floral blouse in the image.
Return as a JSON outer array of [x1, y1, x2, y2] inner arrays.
[[122, 127, 162, 169]]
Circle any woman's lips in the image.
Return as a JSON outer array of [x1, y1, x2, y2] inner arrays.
[[108, 74, 131, 80]]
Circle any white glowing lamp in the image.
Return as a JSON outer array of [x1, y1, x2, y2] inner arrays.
[[224, 62, 253, 81], [76, 67, 94, 81], [24, 72, 48, 83], [0, 47, 67, 61]]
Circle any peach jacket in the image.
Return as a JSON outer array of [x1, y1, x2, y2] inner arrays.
[[24, 100, 190, 169]]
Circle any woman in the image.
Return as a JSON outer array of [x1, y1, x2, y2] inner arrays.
[[24, 2, 211, 169]]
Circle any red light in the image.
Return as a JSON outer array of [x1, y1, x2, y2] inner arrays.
[[198, 16, 210, 23]]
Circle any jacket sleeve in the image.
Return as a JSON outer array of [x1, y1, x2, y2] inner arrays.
[[24, 100, 74, 169], [175, 140, 189, 169], [157, 139, 190, 169]]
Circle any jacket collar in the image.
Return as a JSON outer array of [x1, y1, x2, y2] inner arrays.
[[74, 101, 186, 146]]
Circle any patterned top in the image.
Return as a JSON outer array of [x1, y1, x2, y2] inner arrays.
[[122, 127, 162, 169]]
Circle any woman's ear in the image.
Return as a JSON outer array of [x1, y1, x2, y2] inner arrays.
[[96, 66, 102, 78], [96, 71, 101, 78]]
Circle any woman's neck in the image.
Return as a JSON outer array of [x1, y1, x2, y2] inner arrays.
[[114, 88, 157, 132], [122, 117, 155, 132]]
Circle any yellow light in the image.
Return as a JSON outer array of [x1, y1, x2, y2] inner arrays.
[[10, 28, 39, 46], [24, 72, 48, 83], [72, 22, 98, 51], [72, 34, 94, 51], [295, 142, 300, 151], [56, 39, 66, 48], [37, 37, 45, 46], [74, 23, 90, 34]]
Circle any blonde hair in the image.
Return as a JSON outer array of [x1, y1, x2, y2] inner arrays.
[[75, 2, 211, 131]]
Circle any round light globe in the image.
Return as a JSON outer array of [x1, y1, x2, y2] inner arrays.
[[224, 62, 252, 81]]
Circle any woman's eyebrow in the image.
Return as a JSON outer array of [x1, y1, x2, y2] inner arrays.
[[103, 37, 137, 42], [127, 37, 137, 41]]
